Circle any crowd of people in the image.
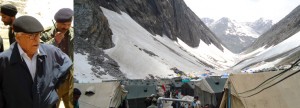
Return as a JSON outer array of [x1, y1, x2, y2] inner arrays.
[[144, 85, 211, 108], [0, 3, 75, 108]]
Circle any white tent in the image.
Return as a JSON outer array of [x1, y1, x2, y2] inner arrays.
[[220, 70, 300, 108], [74, 82, 128, 108]]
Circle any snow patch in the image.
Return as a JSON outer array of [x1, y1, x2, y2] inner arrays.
[[234, 31, 300, 72], [101, 6, 235, 78], [74, 53, 114, 83]]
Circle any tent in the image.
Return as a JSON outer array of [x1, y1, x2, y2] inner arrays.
[[117, 79, 174, 107], [220, 70, 300, 108], [74, 82, 128, 108], [194, 76, 227, 108], [125, 85, 156, 108], [171, 77, 196, 96], [180, 82, 195, 96]]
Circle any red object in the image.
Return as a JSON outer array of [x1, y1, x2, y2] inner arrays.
[[162, 84, 166, 92]]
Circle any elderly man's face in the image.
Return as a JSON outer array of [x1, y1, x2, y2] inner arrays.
[[15, 32, 40, 56], [56, 21, 71, 33], [0, 13, 13, 25]]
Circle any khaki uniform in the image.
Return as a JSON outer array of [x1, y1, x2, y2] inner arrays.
[[41, 26, 74, 108]]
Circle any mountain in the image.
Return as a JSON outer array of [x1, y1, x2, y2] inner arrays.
[[248, 18, 273, 34], [73, 0, 299, 82], [201, 18, 215, 26], [74, 0, 235, 82], [74, 0, 121, 82], [202, 17, 273, 53], [231, 5, 300, 72], [245, 5, 300, 53], [98, 0, 224, 50]]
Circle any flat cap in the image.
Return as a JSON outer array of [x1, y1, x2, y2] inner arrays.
[[54, 8, 73, 22], [0, 4, 17, 17], [13, 16, 44, 33]]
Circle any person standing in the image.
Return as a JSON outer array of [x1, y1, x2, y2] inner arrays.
[[0, 4, 17, 44], [145, 94, 155, 107], [147, 98, 158, 108], [192, 96, 201, 108], [171, 94, 180, 108], [73, 88, 81, 108], [0, 15, 72, 108], [41, 8, 74, 108]]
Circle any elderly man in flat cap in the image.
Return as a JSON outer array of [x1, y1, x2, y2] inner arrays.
[[0, 4, 18, 45], [41, 8, 74, 108], [0, 15, 72, 108]]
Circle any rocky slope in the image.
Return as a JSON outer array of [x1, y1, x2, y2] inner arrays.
[[244, 5, 300, 53], [74, 0, 123, 79], [231, 5, 300, 72], [97, 0, 224, 50], [74, 0, 233, 80], [74, 0, 114, 49]]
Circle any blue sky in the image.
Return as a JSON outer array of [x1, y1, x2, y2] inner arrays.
[[184, 0, 300, 23]]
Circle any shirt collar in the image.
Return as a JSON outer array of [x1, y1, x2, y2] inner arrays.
[[17, 44, 40, 57]]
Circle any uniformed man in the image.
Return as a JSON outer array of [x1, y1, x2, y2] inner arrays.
[[41, 8, 74, 108], [0, 4, 18, 45], [0, 15, 72, 108]]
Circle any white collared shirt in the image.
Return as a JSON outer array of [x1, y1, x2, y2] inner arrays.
[[17, 44, 39, 81]]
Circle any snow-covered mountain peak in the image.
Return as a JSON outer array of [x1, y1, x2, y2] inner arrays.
[[217, 17, 230, 24], [249, 18, 273, 34], [201, 17, 273, 53], [253, 18, 273, 25], [210, 17, 259, 38], [201, 17, 214, 26]]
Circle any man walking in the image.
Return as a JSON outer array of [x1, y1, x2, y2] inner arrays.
[[0, 4, 17, 44], [41, 8, 74, 108], [0, 15, 72, 108]]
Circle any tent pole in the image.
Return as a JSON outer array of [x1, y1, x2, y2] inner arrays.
[[227, 81, 231, 108]]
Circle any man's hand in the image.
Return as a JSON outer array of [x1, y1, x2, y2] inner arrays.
[[54, 32, 66, 44]]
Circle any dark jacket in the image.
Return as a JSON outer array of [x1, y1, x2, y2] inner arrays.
[[0, 43, 72, 108], [8, 27, 15, 45], [0, 36, 3, 52]]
